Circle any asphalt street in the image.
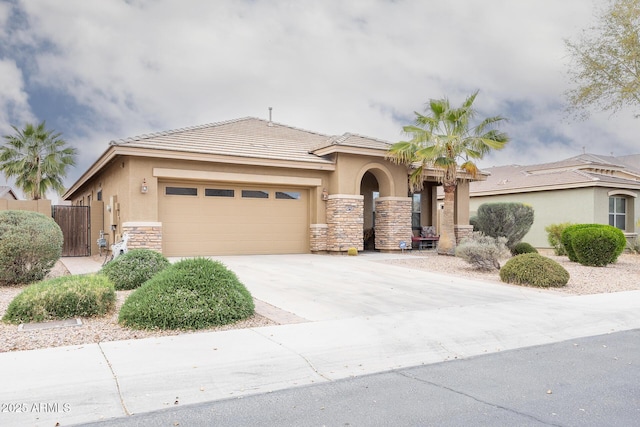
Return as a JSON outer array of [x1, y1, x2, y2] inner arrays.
[[79, 329, 640, 427]]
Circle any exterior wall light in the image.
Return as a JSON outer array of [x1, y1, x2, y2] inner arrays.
[[322, 188, 329, 201], [141, 179, 148, 194]]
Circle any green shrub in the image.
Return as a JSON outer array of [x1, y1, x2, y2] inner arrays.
[[455, 232, 510, 270], [562, 224, 626, 264], [499, 253, 569, 288], [0, 210, 63, 286], [473, 203, 534, 250], [545, 222, 573, 256], [2, 274, 116, 323], [571, 226, 626, 266], [100, 249, 170, 290], [511, 242, 538, 256], [118, 257, 254, 330], [561, 224, 600, 262]]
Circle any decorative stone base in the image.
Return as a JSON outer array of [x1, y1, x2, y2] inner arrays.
[[326, 195, 364, 252], [375, 197, 412, 251], [122, 222, 162, 252], [454, 225, 474, 244], [310, 224, 328, 253]]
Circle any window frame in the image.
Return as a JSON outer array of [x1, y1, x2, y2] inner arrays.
[[609, 195, 626, 230]]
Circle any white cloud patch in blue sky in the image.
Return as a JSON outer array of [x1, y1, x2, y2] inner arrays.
[[0, 0, 637, 196]]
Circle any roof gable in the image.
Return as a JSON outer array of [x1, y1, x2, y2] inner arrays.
[[471, 153, 640, 195], [110, 117, 336, 165]]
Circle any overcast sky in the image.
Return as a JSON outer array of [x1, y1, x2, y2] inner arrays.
[[1, 0, 638, 199]]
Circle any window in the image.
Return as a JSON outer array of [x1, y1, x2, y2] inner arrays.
[[166, 187, 197, 196], [242, 190, 269, 199], [412, 193, 421, 229], [205, 188, 234, 197], [97, 190, 102, 201], [275, 191, 301, 200], [609, 196, 626, 230]]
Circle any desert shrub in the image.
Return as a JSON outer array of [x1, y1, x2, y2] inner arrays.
[[511, 242, 538, 256], [0, 210, 63, 286], [561, 224, 600, 262], [545, 222, 573, 256], [571, 226, 626, 266], [2, 274, 116, 323], [455, 232, 510, 270], [100, 249, 170, 290], [562, 224, 626, 264], [499, 253, 569, 288], [473, 203, 534, 250], [347, 247, 358, 256], [118, 257, 254, 330], [469, 215, 478, 231]]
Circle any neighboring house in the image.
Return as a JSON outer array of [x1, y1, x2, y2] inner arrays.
[[63, 117, 480, 257], [0, 186, 18, 200], [467, 153, 640, 248]]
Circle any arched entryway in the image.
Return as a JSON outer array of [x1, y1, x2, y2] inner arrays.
[[360, 171, 379, 250], [356, 164, 412, 252]]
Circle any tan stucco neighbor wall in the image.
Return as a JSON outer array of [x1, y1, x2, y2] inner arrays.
[[326, 194, 364, 252], [374, 197, 412, 251], [0, 199, 51, 216]]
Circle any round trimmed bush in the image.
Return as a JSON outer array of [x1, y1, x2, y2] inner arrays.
[[118, 257, 254, 330], [571, 226, 625, 266], [100, 249, 170, 290], [562, 224, 626, 265], [2, 274, 116, 323], [511, 242, 538, 256], [500, 253, 569, 288], [0, 210, 63, 286], [561, 224, 597, 262]]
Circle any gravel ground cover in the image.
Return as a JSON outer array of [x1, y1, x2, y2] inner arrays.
[[1, 250, 638, 352]]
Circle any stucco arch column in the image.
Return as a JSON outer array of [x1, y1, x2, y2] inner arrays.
[[454, 181, 473, 243], [375, 196, 412, 251], [326, 194, 364, 252]]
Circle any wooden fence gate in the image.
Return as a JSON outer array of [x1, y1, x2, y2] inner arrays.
[[52, 205, 91, 257]]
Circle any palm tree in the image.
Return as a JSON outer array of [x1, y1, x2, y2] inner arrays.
[[0, 121, 78, 200], [387, 91, 509, 255]]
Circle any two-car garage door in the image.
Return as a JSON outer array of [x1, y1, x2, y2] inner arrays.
[[159, 181, 309, 256]]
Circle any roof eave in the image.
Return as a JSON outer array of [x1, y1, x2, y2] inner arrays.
[[62, 146, 337, 200], [470, 180, 640, 197], [310, 145, 390, 157]]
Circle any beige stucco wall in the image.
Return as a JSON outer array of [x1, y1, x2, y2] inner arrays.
[[470, 187, 599, 248], [0, 199, 51, 216], [330, 153, 408, 197], [69, 155, 337, 244]]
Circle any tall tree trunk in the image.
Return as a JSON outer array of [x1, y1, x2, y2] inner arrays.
[[438, 183, 457, 256]]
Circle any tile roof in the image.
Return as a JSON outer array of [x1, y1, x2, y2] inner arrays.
[[471, 153, 640, 195], [109, 117, 357, 165], [310, 132, 392, 152]]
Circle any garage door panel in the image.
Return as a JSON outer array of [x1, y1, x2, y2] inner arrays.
[[159, 182, 309, 256]]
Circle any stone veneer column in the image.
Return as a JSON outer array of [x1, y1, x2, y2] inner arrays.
[[454, 225, 474, 244], [121, 222, 163, 253], [375, 197, 412, 251], [309, 224, 328, 253], [326, 195, 364, 253]]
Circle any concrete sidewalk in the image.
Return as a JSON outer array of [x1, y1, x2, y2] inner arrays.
[[1, 253, 640, 426]]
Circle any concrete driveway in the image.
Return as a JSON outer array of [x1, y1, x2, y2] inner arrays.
[[194, 252, 561, 322]]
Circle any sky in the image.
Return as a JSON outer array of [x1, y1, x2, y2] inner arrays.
[[0, 0, 638, 200]]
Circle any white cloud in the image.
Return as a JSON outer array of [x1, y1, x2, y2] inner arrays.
[[3, 0, 635, 189], [0, 59, 34, 135]]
